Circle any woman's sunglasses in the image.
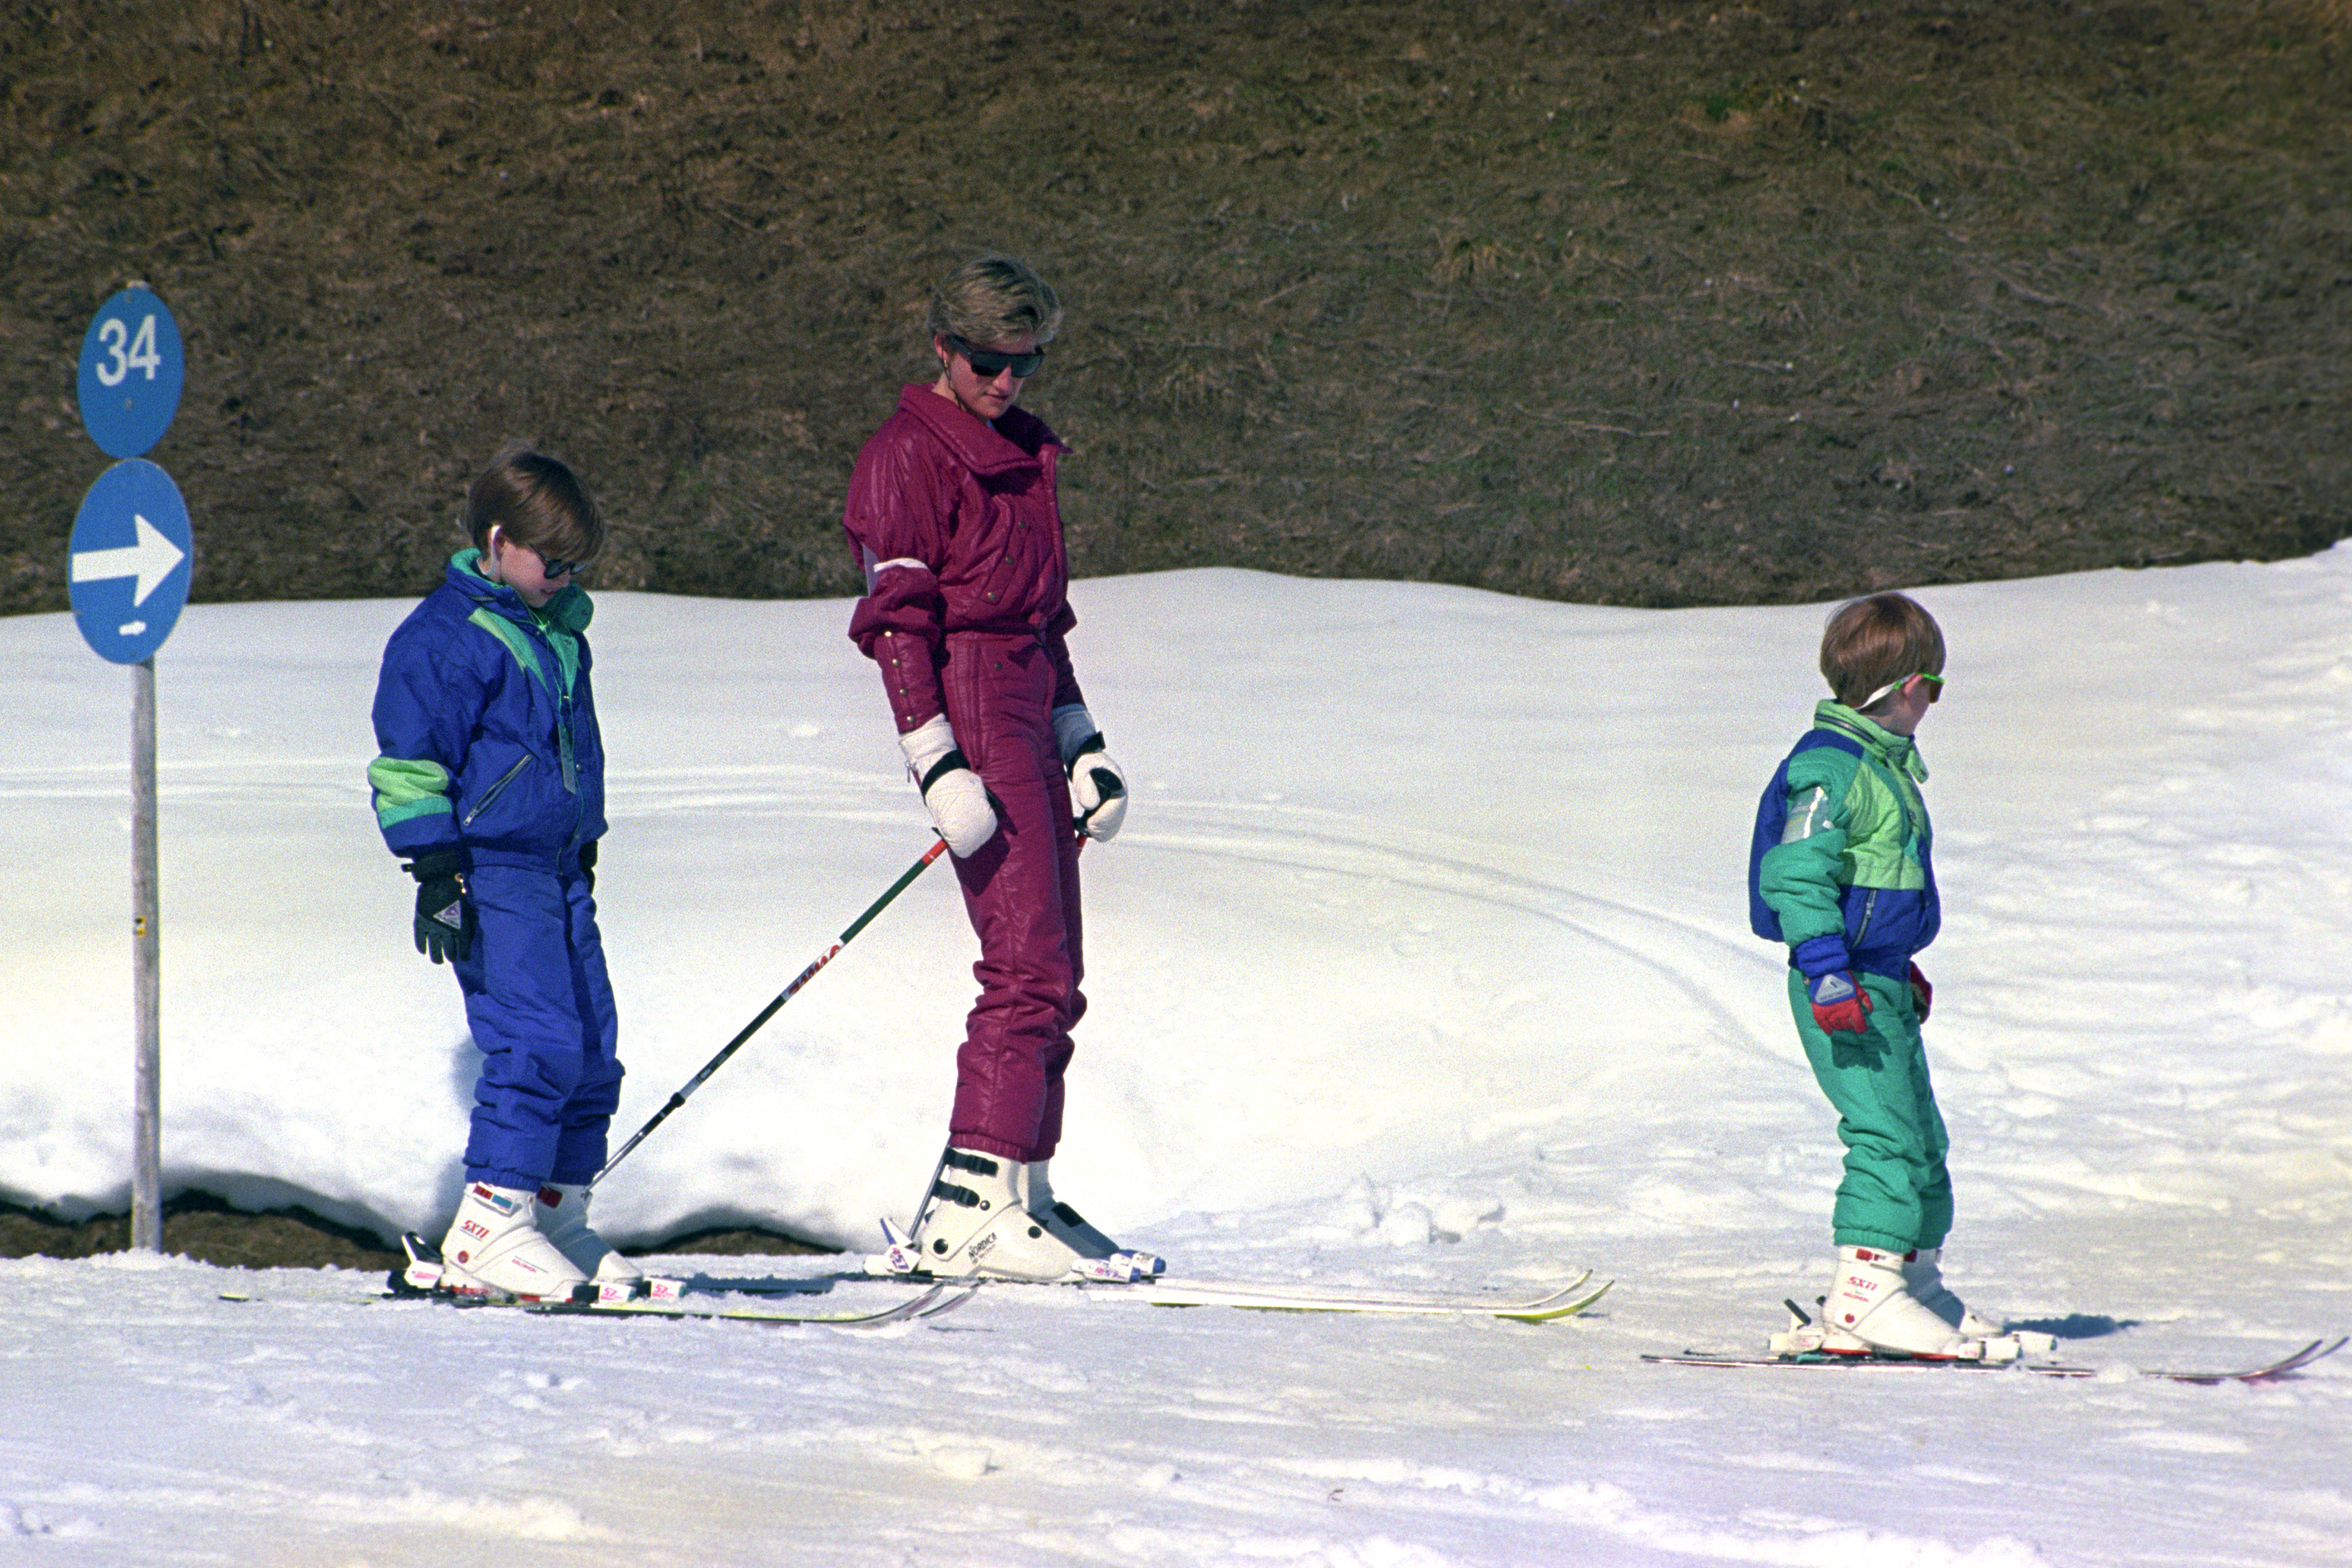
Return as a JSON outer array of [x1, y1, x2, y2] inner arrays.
[[951, 338, 1047, 378]]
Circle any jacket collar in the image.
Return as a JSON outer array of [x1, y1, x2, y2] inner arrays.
[[893, 383, 1060, 477], [447, 549, 593, 633], [1815, 700, 1927, 784]]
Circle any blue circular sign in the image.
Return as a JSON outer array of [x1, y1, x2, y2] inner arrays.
[[69, 460, 193, 664], [78, 287, 185, 459]]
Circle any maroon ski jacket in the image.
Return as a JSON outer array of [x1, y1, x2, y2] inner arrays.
[[843, 384, 1086, 735]]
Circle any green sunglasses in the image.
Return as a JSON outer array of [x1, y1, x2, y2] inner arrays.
[[1860, 671, 1945, 709]]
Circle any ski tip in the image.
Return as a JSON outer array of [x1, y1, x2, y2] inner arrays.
[[2211, 1334, 2349, 1384], [919, 1282, 986, 1321], [1499, 1277, 1612, 1323]]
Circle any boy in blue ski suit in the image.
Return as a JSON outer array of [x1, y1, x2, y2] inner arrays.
[[368, 445, 630, 1300], [1753, 591, 2003, 1357]]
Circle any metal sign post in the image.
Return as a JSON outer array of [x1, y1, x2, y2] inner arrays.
[[130, 658, 162, 1251], [71, 285, 187, 1253]]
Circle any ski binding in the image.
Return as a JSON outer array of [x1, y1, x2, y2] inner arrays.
[[868, 1215, 1160, 1284]]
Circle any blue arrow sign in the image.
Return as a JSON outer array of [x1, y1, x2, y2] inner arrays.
[[70, 460, 193, 664], [78, 286, 185, 459]]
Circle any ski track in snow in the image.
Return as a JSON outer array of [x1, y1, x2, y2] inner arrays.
[[6, 559, 2352, 1564]]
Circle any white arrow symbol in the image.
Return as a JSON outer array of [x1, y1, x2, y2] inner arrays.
[[71, 512, 186, 607]]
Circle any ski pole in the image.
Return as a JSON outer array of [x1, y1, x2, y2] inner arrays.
[[590, 837, 951, 1188]]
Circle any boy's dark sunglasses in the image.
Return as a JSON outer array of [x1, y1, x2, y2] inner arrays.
[[952, 338, 1047, 378], [528, 543, 594, 578]]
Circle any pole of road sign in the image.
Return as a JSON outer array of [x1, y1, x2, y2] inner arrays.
[[75, 284, 187, 1255], [131, 657, 163, 1252]]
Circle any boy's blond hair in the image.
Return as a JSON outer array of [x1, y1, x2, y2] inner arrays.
[[1820, 592, 1945, 712], [466, 443, 605, 563]]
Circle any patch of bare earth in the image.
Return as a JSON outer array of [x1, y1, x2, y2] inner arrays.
[[1, 0, 2343, 617]]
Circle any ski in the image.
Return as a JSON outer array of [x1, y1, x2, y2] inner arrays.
[[850, 1263, 1611, 1321], [1112, 1272, 1611, 1321], [345, 1231, 981, 1329], [219, 1276, 977, 1329], [1643, 1335, 2345, 1384], [364, 1275, 976, 1329], [219, 1277, 977, 1329], [856, 1211, 1605, 1318], [496, 1279, 978, 1329], [2141, 1335, 2347, 1384]]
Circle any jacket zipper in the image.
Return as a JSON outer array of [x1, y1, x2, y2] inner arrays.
[[1854, 750, 1912, 953], [559, 691, 578, 794], [463, 754, 533, 826], [1853, 887, 1880, 949]]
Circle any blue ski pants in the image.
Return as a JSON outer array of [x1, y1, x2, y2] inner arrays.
[[451, 863, 623, 1190]]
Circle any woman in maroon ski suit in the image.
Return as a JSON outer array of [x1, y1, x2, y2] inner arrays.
[[841, 257, 1146, 1281]]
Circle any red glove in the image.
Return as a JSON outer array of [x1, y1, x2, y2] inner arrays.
[[1806, 970, 1874, 1036], [1908, 962, 1932, 1021]]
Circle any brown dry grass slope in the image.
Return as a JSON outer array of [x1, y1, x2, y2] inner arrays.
[[3, 0, 2346, 614]]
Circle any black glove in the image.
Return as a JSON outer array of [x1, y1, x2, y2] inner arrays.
[[405, 850, 471, 965], [579, 839, 598, 895]]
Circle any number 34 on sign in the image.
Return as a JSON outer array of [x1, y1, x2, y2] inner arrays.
[[77, 284, 184, 461]]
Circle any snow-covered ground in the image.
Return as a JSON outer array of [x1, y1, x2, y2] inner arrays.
[[4, 557, 2349, 1566]]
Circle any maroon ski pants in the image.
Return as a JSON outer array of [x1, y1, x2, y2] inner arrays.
[[940, 630, 1085, 1162]]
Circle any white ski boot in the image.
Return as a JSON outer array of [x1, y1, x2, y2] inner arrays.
[[537, 1182, 645, 1298], [1026, 1159, 1166, 1277], [436, 1182, 591, 1300], [1902, 1246, 2005, 1338], [908, 1148, 1096, 1283], [1820, 1245, 1980, 1358]]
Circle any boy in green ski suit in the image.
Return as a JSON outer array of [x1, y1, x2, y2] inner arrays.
[[1754, 591, 2003, 1357]]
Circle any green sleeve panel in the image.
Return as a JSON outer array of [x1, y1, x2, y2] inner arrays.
[[368, 755, 454, 830]]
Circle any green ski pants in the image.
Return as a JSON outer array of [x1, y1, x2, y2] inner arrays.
[[1786, 969, 1953, 1253]]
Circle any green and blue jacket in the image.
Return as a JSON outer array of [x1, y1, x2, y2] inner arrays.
[[1755, 702, 1938, 981], [367, 550, 604, 872]]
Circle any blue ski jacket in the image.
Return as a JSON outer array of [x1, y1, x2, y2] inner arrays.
[[368, 551, 605, 872], [1753, 702, 1939, 982]]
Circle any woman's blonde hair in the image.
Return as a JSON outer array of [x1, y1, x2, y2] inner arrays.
[[926, 254, 1062, 350]]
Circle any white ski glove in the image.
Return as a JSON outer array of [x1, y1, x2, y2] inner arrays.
[[1052, 704, 1128, 842], [899, 714, 998, 858]]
